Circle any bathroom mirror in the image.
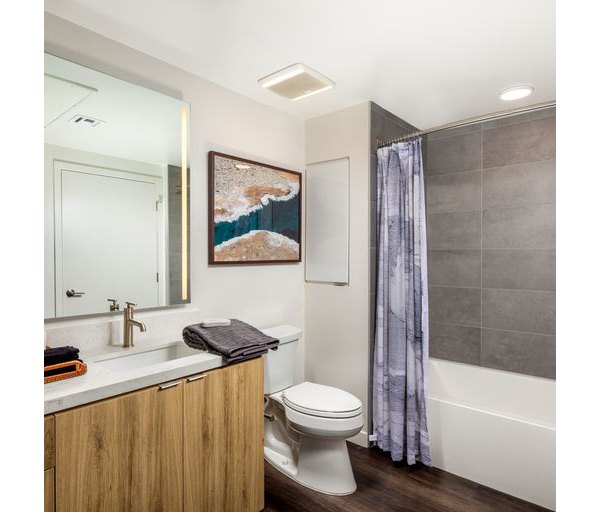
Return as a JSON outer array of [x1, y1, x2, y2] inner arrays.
[[44, 53, 190, 319]]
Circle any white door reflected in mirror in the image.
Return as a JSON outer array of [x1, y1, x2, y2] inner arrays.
[[56, 163, 163, 317]]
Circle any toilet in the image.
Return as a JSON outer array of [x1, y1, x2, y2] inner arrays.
[[260, 325, 363, 495]]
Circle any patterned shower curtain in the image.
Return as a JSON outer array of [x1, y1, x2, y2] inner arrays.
[[372, 139, 432, 465]]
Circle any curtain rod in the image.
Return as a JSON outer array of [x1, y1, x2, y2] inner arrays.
[[376, 100, 556, 148]]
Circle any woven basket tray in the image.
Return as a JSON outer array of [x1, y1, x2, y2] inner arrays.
[[44, 360, 87, 384]]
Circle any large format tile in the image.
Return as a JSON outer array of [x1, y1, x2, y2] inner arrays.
[[426, 130, 482, 176], [428, 250, 481, 288], [483, 249, 555, 291], [482, 204, 555, 249], [426, 171, 482, 212], [427, 211, 481, 250], [426, 122, 482, 141], [483, 160, 555, 209], [429, 322, 481, 365], [482, 329, 555, 379], [385, 116, 414, 140], [429, 286, 481, 326], [483, 116, 556, 168], [482, 107, 555, 129], [482, 289, 555, 335], [371, 108, 385, 150]]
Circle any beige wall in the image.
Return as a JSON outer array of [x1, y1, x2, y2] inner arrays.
[[304, 102, 370, 446], [44, 13, 306, 381]]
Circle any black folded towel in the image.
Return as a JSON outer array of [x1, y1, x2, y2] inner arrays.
[[44, 346, 80, 367], [183, 319, 278, 364]]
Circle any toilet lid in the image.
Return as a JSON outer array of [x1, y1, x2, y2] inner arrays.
[[283, 382, 362, 419]]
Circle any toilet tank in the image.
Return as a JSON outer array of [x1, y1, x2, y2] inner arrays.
[[260, 325, 302, 394]]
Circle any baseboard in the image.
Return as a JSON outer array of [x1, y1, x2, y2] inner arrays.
[[348, 429, 369, 448]]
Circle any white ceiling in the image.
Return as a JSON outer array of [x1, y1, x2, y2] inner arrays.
[[45, 0, 556, 128], [45, 53, 186, 166]]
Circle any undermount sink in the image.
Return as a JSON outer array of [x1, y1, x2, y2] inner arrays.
[[94, 342, 203, 372]]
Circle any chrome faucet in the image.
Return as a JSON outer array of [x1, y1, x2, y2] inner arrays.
[[123, 301, 146, 348]]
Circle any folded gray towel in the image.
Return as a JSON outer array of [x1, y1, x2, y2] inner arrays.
[[182, 319, 278, 364]]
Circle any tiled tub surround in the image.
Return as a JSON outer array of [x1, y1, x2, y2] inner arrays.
[[425, 108, 556, 379]]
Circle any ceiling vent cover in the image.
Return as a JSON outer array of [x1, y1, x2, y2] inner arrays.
[[258, 63, 335, 101], [69, 114, 104, 128]]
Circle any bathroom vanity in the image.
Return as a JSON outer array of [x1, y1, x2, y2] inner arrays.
[[44, 357, 264, 512]]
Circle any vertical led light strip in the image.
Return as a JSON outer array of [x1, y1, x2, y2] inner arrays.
[[180, 106, 188, 301]]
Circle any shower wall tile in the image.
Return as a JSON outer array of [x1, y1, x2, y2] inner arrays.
[[430, 322, 481, 365], [482, 204, 555, 249], [426, 171, 482, 212], [482, 289, 555, 335], [483, 160, 555, 209], [426, 130, 482, 176], [482, 107, 555, 129], [429, 286, 481, 327], [371, 108, 385, 150], [482, 329, 555, 379], [426, 122, 482, 141], [427, 211, 481, 250], [483, 116, 556, 168], [482, 249, 555, 291], [384, 117, 414, 140], [428, 250, 481, 288], [424, 108, 555, 378]]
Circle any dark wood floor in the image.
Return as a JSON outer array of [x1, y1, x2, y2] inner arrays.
[[264, 443, 550, 512]]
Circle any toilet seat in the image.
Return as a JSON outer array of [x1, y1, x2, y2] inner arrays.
[[284, 404, 364, 438], [282, 381, 362, 419]]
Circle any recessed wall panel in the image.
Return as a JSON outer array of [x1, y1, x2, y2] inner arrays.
[[305, 158, 349, 284]]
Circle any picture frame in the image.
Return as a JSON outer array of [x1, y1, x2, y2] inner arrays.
[[208, 151, 302, 265]]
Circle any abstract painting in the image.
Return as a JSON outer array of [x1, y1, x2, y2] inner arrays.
[[208, 151, 301, 264]]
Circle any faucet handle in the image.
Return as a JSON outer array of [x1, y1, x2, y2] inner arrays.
[[107, 298, 120, 312], [125, 301, 137, 308]]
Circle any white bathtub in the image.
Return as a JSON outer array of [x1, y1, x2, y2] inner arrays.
[[427, 358, 556, 510]]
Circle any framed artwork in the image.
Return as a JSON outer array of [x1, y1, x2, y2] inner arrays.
[[208, 151, 302, 264]]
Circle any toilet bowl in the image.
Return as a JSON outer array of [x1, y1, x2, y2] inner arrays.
[[260, 326, 364, 495]]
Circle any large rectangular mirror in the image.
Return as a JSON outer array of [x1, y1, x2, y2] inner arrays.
[[45, 53, 190, 319]]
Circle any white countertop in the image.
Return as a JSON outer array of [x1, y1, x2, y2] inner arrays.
[[44, 338, 223, 414]]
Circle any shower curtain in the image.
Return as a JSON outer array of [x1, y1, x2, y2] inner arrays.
[[372, 139, 431, 465]]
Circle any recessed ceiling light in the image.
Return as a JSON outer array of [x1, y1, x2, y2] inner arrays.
[[258, 63, 335, 101], [499, 85, 535, 101]]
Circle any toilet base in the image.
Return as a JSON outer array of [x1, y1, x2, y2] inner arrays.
[[264, 436, 357, 496]]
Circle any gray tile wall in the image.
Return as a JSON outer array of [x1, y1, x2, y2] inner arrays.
[[425, 108, 555, 379]]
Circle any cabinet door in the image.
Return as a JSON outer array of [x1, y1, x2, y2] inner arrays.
[[44, 468, 54, 512], [55, 382, 183, 512], [184, 358, 264, 512], [44, 416, 55, 470]]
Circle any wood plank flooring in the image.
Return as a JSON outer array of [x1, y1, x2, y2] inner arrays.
[[264, 443, 551, 512]]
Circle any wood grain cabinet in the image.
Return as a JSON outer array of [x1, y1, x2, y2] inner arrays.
[[184, 357, 264, 512], [44, 415, 55, 512], [51, 358, 264, 512]]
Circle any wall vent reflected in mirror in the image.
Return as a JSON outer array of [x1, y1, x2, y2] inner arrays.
[[44, 53, 191, 319]]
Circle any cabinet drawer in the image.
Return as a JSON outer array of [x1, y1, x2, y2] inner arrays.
[[44, 416, 55, 470]]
